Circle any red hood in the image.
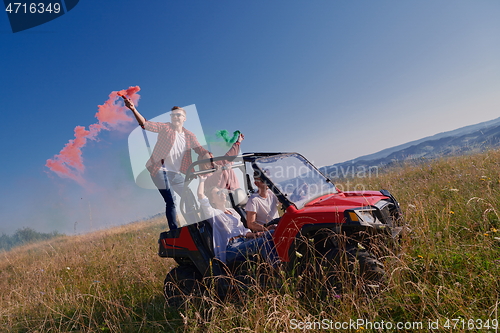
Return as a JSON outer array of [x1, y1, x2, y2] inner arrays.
[[304, 191, 387, 211], [272, 190, 389, 262]]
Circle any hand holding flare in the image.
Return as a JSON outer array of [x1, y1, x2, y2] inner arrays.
[[119, 90, 145, 127]]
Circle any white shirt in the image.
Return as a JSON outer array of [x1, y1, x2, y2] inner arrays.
[[245, 189, 279, 225], [164, 131, 186, 173]]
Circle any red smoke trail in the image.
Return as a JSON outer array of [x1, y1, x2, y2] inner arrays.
[[46, 86, 141, 185]]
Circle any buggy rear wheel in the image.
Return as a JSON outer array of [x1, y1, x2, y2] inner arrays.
[[164, 265, 202, 307]]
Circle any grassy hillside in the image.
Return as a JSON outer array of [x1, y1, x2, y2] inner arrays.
[[1, 150, 500, 332], [0, 218, 179, 332]]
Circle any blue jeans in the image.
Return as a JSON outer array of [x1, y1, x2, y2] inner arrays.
[[225, 231, 278, 266], [151, 170, 185, 230]]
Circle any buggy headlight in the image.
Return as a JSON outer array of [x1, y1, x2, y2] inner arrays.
[[347, 208, 381, 226], [357, 210, 376, 224]]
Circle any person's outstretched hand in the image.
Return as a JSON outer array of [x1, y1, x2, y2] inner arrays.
[[122, 96, 136, 111], [237, 133, 244, 143]]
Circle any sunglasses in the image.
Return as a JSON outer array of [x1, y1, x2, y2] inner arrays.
[[215, 189, 228, 197]]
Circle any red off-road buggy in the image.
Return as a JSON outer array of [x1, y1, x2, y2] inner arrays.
[[158, 152, 403, 304]]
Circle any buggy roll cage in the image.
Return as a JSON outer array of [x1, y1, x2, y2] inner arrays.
[[179, 152, 336, 223]]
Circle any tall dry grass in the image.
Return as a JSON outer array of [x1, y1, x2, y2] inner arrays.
[[0, 217, 180, 332], [1, 150, 500, 332]]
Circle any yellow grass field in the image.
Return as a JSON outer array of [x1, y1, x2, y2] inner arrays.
[[1, 150, 500, 332]]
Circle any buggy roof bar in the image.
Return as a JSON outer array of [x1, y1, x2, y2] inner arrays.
[[185, 152, 294, 180], [184, 155, 246, 181]]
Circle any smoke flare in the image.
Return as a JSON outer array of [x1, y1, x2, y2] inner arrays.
[[216, 129, 241, 146], [46, 86, 141, 185]]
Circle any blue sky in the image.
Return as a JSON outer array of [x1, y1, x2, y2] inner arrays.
[[1, 1, 499, 234]]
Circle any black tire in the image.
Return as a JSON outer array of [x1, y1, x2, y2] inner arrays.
[[292, 237, 336, 301], [327, 244, 386, 290], [163, 265, 202, 307]]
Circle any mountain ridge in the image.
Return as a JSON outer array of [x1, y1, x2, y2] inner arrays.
[[321, 116, 500, 178]]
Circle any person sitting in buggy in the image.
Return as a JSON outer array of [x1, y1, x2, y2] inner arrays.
[[245, 170, 280, 232], [196, 174, 277, 265]]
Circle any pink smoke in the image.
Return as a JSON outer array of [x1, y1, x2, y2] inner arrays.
[[46, 86, 141, 185]]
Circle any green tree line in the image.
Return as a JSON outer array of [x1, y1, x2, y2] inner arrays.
[[0, 228, 64, 251]]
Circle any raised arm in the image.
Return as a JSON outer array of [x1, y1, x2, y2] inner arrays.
[[224, 133, 244, 158], [197, 175, 207, 200], [122, 96, 146, 128], [197, 175, 220, 219]]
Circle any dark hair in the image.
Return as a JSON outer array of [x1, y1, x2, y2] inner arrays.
[[254, 169, 270, 179], [171, 106, 186, 115]]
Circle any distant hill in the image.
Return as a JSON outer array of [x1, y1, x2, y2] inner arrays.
[[321, 116, 500, 178], [0, 228, 63, 251]]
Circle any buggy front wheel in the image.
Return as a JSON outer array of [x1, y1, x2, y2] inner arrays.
[[326, 244, 386, 291]]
